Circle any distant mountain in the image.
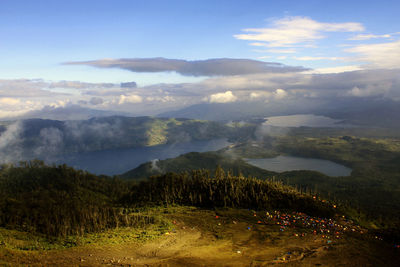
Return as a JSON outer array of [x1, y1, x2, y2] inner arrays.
[[321, 98, 400, 128], [158, 100, 328, 121], [159, 98, 400, 128], [17, 104, 127, 121]]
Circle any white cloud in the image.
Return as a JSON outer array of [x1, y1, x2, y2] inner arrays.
[[48, 80, 115, 89], [252, 48, 297, 54], [145, 95, 175, 103], [160, 96, 175, 103], [49, 100, 69, 108], [118, 94, 143, 104], [346, 81, 393, 97], [249, 42, 269, 47], [0, 110, 30, 118], [200, 73, 287, 91], [273, 88, 288, 99], [250, 91, 270, 98], [266, 49, 297, 54], [249, 92, 262, 99], [258, 56, 272, 59], [345, 40, 400, 69], [187, 68, 399, 101], [0, 79, 59, 98], [234, 16, 364, 48], [307, 65, 363, 74], [349, 33, 391, 40], [249, 91, 273, 102], [0, 98, 45, 119], [208, 91, 238, 103], [246, 88, 290, 102], [293, 56, 343, 61], [0, 97, 21, 106], [347, 86, 373, 97]]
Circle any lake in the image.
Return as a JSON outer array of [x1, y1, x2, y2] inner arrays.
[[246, 155, 352, 177], [263, 114, 350, 127], [50, 138, 230, 175]]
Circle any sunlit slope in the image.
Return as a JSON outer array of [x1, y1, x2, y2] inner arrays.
[[0, 162, 399, 266]]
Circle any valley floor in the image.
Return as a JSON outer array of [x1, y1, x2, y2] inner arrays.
[[1, 207, 398, 266]]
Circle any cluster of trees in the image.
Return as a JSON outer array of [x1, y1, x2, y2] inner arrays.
[[0, 160, 151, 237], [0, 161, 335, 237], [122, 167, 335, 218]]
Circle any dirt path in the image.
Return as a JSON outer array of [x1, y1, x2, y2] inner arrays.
[[0, 221, 326, 266], [2, 209, 399, 266]]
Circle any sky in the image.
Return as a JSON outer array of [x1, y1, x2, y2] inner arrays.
[[0, 0, 400, 119]]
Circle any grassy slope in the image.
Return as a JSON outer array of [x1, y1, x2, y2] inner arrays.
[[1, 207, 399, 266], [0, 161, 399, 266]]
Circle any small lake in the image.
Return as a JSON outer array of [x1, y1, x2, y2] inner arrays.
[[246, 155, 352, 177], [263, 114, 350, 127], [50, 138, 230, 176]]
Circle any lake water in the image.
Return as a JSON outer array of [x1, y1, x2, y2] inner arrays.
[[246, 155, 352, 177], [263, 114, 349, 127], [50, 138, 230, 176]]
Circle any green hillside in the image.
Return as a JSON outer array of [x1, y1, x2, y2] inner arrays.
[[121, 151, 276, 180], [0, 160, 335, 238]]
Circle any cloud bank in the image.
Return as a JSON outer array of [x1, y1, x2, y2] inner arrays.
[[65, 57, 308, 76], [1, 58, 400, 121]]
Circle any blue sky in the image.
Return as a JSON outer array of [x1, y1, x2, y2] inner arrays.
[[1, 0, 399, 83], [0, 0, 399, 118]]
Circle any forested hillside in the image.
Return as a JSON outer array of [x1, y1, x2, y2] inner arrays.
[[121, 151, 276, 180], [0, 161, 334, 237]]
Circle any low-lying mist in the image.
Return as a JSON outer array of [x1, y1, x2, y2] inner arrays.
[[0, 116, 246, 170]]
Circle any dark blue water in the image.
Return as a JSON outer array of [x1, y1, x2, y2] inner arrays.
[[51, 139, 230, 175], [246, 155, 352, 177]]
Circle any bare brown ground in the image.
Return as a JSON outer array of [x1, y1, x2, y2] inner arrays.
[[1, 208, 399, 266]]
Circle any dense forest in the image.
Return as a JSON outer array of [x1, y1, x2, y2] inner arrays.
[[0, 160, 132, 237], [0, 161, 334, 238]]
